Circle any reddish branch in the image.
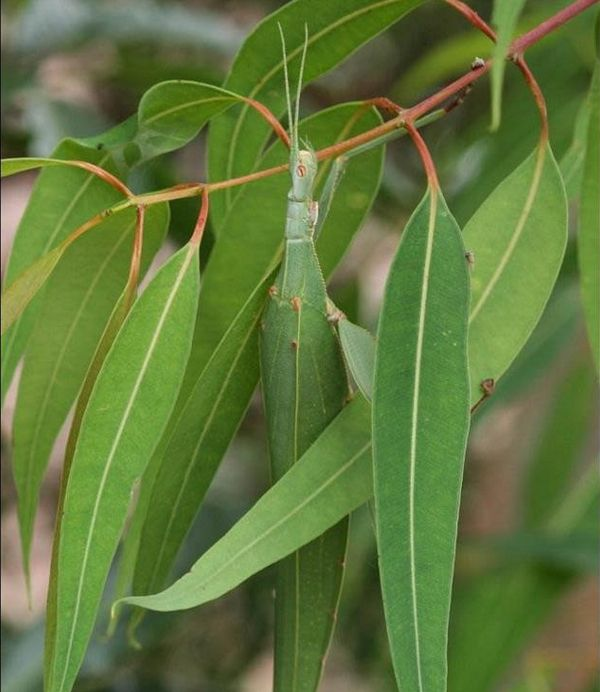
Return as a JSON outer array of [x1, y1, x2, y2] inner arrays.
[[19, 0, 595, 242]]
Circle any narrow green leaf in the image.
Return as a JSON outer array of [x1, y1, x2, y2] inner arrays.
[[484, 531, 598, 573], [129, 271, 273, 603], [491, 0, 527, 130], [1, 140, 124, 404], [45, 280, 143, 689], [338, 318, 376, 401], [115, 396, 372, 613], [465, 144, 567, 404], [48, 243, 200, 692], [449, 467, 599, 692], [208, 0, 423, 224], [578, 60, 600, 371], [1, 157, 111, 178], [1, 246, 63, 335], [560, 97, 592, 199], [131, 81, 244, 164], [523, 357, 597, 527], [373, 188, 470, 692], [12, 204, 168, 577]]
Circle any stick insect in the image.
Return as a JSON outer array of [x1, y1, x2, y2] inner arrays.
[[259, 26, 351, 692]]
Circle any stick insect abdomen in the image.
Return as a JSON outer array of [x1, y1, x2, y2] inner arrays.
[[259, 147, 350, 691]]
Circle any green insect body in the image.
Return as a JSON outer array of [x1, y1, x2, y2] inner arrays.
[[260, 139, 350, 689]]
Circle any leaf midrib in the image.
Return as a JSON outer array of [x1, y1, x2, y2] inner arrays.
[[21, 223, 134, 541], [56, 245, 195, 691], [130, 440, 371, 608], [469, 145, 546, 324]]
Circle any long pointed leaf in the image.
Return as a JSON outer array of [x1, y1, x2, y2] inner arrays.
[[48, 242, 200, 692], [12, 205, 168, 577], [338, 318, 376, 401], [491, 0, 527, 130], [373, 188, 470, 692], [578, 60, 600, 371], [465, 143, 567, 404], [115, 396, 372, 613], [1, 140, 123, 404]]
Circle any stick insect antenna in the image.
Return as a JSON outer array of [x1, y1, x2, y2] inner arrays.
[[294, 24, 309, 150], [277, 23, 295, 153]]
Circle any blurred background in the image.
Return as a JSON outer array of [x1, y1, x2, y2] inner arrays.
[[1, 0, 598, 690]]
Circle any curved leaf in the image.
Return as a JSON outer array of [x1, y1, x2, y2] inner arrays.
[[129, 271, 273, 603], [1, 157, 97, 177], [373, 188, 470, 692], [338, 318, 376, 401], [1, 246, 63, 335], [578, 60, 600, 371], [465, 144, 568, 404], [48, 242, 200, 692], [131, 81, 245, 164], [491, 0, 527, 129], [115, 395, 372, 614], [1, 140, 123, 404], [45, 279, 145, 688], [12, 204, 168, 576], [208, 0, 423, 224]]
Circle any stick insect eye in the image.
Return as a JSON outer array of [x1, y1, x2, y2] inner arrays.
[[297, 164, 307, 177]]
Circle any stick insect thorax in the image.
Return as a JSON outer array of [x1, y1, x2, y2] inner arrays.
[[286, 148, 318, 241]]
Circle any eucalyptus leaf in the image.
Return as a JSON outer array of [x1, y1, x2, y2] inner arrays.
[[208, 0, 424, 225], [1, 140, 124, 404], [491, 0, 527, 130], [1, 246, 63, 335], [115, 396, 372, 614], [373, 188, 470, 692], [129, 271, 273, 605], [578, 60, 600, 371], [131, 81, 246, 164], [523, 358, 597, 528], [48, 242, 200, 692], [11, 204, 168, 578], [338, 318, 376, 401], [1, 157, 112, 178], [560, 96, 591, 199], [45, 281, 144, 689], [465, 144, 567, 404]]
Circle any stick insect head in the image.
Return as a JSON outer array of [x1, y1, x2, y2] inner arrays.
[[278, 23, 317, 200]]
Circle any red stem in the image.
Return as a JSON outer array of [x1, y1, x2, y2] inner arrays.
[[444, 0, 550, 140], [511, 0, 599, 55], [190, 188, 210, 246], [405, 122, 439, 189], [127, 206, 145, 288], [69, 160, 133, 198], [243, 97, 291, 149]]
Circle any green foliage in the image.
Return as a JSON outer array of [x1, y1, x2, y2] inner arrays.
[[46, 244, 200, 692], [491, 0, 527, 129], [578, 60, 600, 370], [1, 2, 597, 690], [117, 396, 372, 613], [373, 188, 470, 692], [465, 144, 567, 402]]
